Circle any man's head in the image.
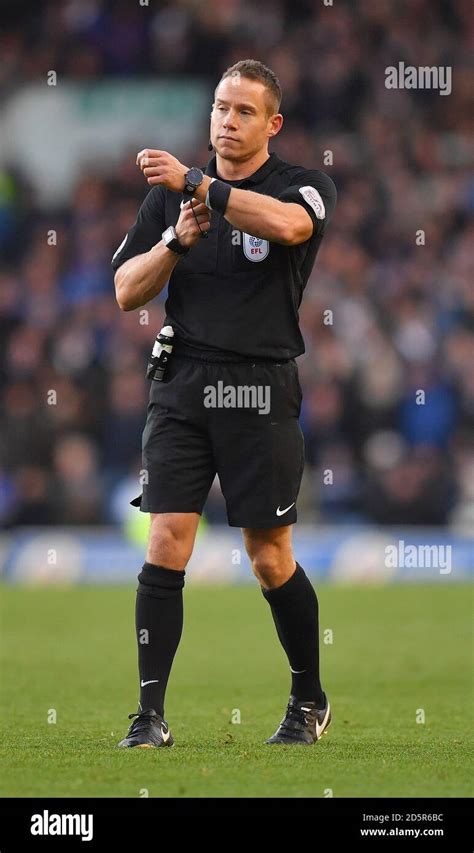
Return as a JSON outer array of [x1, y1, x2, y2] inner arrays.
[[210, 59, 283, 163]]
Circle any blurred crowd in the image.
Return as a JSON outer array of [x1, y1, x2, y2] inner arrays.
[[0, 0, 473, 529]]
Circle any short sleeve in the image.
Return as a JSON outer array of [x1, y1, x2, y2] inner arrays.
[[111, 186, 166, 271], [278, 170, 337, 237]]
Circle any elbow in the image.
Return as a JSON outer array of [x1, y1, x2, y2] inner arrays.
[[277, 204, 314, 245], [115, 288, 131, 311], [277, 211, 301, 245], [116, 294, 136, 312], [116, 297, 133, 312], [278, 222, 297, 246], [279, 222, 313, 246], [114, 273, 135, 311]]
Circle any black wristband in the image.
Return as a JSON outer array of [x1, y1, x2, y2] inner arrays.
[[207, 179, 232, 214]]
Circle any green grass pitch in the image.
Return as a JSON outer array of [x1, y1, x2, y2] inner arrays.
[[1, 581, 472, 798]]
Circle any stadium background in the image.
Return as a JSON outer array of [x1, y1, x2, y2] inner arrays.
[[0, 0, 472, 800]]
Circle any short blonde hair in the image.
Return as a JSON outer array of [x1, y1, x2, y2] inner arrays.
[[216, 59, 282, 116]]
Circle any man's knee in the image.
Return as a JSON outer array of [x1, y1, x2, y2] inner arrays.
[[243, 531, 295, 588], [147, 514, 196, 570]]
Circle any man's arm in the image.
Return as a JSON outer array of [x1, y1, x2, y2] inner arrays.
[[113, 199, 211, 311], [195, 172, 337, 246], [114, 243, 181, 311], [136, 149, 314, 246], [196, 181, 313, 246]]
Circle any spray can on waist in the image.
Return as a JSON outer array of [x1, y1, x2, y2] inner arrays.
[[146, 325, 174, 381]]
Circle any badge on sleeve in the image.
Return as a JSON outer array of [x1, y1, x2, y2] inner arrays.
[[299, 186, 326, 220], [243, 233, 269, 261]]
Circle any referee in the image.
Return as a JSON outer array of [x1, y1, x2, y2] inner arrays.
[[112, 60, 336, 747]]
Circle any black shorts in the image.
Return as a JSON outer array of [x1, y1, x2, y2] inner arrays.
[[131, 351, 305, 528]]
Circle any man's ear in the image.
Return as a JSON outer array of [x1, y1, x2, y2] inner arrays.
[[268, 113, 283, 138]]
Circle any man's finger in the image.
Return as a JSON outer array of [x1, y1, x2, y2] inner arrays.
[[183, 209, 210, 223], [186, 202, 209, 213], [141, 159, 167, 173], [143, 166, 164, 177], [180, 203, 209, 216], [136, 149, 164, 165], [180, 198, 202, 210], [138, 155, 167, 171]]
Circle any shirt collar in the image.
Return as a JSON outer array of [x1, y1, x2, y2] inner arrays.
[[204, 152, 279, 187]]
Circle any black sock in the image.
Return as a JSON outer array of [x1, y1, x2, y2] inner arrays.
[[135, 561, 185, 717], [261, 562, 325, 707]]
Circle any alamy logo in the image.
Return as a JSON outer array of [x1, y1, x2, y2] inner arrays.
[[204, 381, 270, 415], [31, 810, 93, 841], [385, 540, 452, 574], [385, 62, 452, 95]]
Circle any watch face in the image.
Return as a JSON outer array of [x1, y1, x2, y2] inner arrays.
[[163, 226, 174, 243], [186, 167, 203, 186]]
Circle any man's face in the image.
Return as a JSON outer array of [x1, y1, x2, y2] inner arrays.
[[211, 76, 282, 161]]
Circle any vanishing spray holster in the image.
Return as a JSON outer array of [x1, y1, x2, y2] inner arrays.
[[146, 325, 174, 381]]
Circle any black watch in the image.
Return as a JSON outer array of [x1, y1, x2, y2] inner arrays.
[[162, 226, 189, 255], [182, 167, 204, 197]]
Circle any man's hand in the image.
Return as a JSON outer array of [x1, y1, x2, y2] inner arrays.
[[136, 148, 190, 192], [175, 199, 211, 247]]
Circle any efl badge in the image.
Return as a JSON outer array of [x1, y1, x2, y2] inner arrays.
[[243, 233, 269, 261]]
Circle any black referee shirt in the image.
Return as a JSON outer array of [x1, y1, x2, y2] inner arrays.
[[111, 152, 336, 360]]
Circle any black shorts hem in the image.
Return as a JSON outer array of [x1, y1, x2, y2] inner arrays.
[[130, 495, 204, 515], [227, 512, 297, 529]]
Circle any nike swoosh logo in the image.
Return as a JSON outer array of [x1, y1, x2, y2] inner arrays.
[[290, 667, 306, 674], [276, 503, 295, 516], [316, 703, 331, 739], [161, 726, 170, 743], [140, 679, 159, 687]]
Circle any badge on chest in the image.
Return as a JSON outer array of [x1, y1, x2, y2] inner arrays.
[[242, 232, 270, 262]]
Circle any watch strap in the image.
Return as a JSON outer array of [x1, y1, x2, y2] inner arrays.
[[162, 226, 189, 255]]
